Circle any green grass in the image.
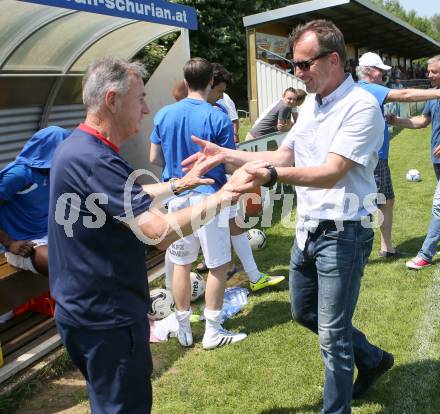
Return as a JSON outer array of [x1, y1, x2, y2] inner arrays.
[[3, 124, 440, 413], [238, 117, 251, 142], [151, 125, 440, 413]]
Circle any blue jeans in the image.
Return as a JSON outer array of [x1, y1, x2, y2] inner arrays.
[[418, 167, 440, 261], [290, 221, 383, 414]]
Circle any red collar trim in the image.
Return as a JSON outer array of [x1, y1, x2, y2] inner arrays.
[[78, 123, 120, 153]]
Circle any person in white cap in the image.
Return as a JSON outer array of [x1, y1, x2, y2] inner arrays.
[[388, 55, 440, 270], [356, 52, 440, 258]]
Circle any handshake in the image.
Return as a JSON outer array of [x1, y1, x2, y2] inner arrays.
[[177, 135, 274, 204]]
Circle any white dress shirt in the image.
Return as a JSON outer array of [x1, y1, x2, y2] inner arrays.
[[282, 75, 384, 249]]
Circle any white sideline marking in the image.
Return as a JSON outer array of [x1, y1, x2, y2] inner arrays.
[[394, 269, 440, 412], [415, 270, 440, 359]]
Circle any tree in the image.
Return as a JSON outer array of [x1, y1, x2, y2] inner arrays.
[[432, 14, 440, 40], [373, 0, 438, 41], [173, 0, 300, 106], [138, 1, 439, 108]]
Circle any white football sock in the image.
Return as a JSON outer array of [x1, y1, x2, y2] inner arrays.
[[231, 233, 261, 283], [175, 308, 192, 323], [204, 308, 222, 335]]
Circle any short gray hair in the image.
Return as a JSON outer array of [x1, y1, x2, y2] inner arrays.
[[428, 55, 440, 65], [82, 58, 147, 113], [355, 65, 371, 80]]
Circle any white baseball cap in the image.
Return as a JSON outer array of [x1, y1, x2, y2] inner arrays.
[[358, 52, 391, 71]]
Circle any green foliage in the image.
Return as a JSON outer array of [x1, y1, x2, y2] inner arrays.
[[172, 0, 304, 105], [373, 0, 439, 41], [432, 14, 440, 40], [133, 33, 179, 81]]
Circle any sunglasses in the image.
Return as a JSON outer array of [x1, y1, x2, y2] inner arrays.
[[291, 50, 334, 71]]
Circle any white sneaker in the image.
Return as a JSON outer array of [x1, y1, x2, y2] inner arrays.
[[202, 328, 247, 350], [177, 322, 193, 347]]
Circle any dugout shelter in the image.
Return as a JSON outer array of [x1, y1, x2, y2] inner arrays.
[[0, 0, 195, 385], [0, 0, 193, 181]]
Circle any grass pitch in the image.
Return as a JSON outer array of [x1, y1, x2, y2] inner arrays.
[[2, 125, 440, 414]]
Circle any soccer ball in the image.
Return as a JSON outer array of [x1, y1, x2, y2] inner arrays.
[[148, 288, 174, 320], [247, 228, 267, 251], [190, 271, 205, 302], [406, 169, 421, 182]]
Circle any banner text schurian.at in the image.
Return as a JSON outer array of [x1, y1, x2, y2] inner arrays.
[[19, 0, 198, 30]]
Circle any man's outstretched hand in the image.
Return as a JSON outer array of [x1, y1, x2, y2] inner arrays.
[[182, 135, 223, 173], [177, 154, 223, 192]]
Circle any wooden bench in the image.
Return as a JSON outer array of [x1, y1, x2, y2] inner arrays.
[[0, 248, 165, 381], [0, 254, 49, 315]]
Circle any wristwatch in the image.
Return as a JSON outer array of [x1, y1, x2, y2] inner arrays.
[[262, 164, 278, 188], [169, 178, 180, 196]]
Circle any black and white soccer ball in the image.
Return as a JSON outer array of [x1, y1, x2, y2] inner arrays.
[[190, 271, 206, 302], [406, 169, 421, 182], [148, 288, 174, 320], [247, 228, 267, 251]]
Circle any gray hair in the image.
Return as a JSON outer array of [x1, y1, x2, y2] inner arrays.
[[82, 58, 147, 113], [355, 65, 371, 80], [428, 55, 440, 65]]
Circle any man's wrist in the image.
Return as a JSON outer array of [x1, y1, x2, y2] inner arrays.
[[222, 147, 234, 164], [169, 178, 181, 196], [262, 164, 278, 188]]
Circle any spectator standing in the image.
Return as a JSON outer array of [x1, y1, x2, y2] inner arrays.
[[388, 55, 440, 269], [246, 87, 298, 140], [356, 52, 440, 258], [218, 93, 240, 143]]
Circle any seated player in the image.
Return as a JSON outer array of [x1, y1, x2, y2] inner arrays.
[[0, 126, 70, 276]]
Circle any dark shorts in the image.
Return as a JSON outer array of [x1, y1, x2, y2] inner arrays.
[[374, 159, 394, 201], [56, 319, 152, 414]]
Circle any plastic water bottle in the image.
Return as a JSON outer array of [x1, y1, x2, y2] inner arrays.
[[221, 287, 249, 322]]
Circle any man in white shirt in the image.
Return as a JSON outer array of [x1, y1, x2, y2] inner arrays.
[[183, 19, 393, 413], [218, 92, 240, 143]]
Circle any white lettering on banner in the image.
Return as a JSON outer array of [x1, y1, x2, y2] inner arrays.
[[19, 0, 196, 30], [115, 0, 124, 12], [105, 0, 115, 10], [280, 194, 296, 229], [261, 190, 283, 227]]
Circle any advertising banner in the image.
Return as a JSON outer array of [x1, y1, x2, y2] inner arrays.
[[19, 0, 198, 30]]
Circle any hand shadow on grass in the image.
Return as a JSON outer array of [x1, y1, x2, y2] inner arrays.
[[225, 299, 293, 334]]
